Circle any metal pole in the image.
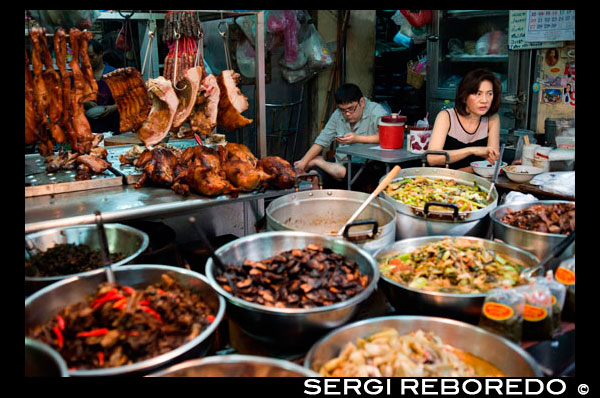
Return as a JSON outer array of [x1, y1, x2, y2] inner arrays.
[[255, 11, 267, 158]]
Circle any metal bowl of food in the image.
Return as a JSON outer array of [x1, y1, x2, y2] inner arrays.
[[491, 200, 575, 262], [373, 236, 539, 323], [149, 354, 320, 377], [25, 223, 149, 295], [304, 316, 543, 376], [205, 231, 380, 351], [25, 337, 69, 377], [25, 264, 225, 377]]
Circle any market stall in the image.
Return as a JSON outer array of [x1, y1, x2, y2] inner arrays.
[[25, 9, 575, 381]]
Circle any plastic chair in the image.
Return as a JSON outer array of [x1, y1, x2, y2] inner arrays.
[[266, 85, 304, 162]]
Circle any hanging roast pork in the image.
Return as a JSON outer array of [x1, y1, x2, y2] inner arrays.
[[103, 67, 152, 133], [171, 66, 203, 129], [189, 74, 220, 136], [135, 76, 179, 147], [216, 70, 253, 131]]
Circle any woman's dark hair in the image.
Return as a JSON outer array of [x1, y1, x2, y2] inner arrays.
[[88, 39, 104, 55], [335, 83, 363, 105], [454, 69, 501, 117]]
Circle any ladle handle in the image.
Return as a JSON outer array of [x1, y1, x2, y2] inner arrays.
[[337, 165, 401, 235], [189, 217, 226, 270], [95, 211, 115, 283], [539, 232, 575, 269]]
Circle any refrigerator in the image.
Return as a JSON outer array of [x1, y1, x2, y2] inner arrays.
[[426, 10, 534, 134]]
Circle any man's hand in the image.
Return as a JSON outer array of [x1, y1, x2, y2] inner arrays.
[[101, 104, 117, 117], [294, 159, 307, 173], [335, 133, 357, 145]]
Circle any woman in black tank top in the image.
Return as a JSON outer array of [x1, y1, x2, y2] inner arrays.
[[426, 69, 502, 172]]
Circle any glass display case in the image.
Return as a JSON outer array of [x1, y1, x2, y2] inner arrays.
[[426, 10, 532, 131]]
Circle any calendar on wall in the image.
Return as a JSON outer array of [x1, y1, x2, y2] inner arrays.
[[526, 10, 575, 42]]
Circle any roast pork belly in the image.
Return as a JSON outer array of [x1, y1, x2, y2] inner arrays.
[[135, 77, 179, 147], [216, 70, 253, 131], [172, 66, 202, 129], [189, 74, 220, 136], [103, 67, 152, 133], [25, 50, 37, 145]]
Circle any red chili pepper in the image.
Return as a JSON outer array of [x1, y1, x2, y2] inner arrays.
[[206, 315, 216, 323], [128, 331, 140, 337], [53, 326, 64, 348], [91, 293, 125, 310], [140, 306, 162, 323], [56, 315, 65, 331], [97, 352, 104, 366], [76, 328, 109, 338], [112, 297, 127, 310], [122, 286, 136, 296], [157, 289, 165, 295], [139, 299, 150, 306]]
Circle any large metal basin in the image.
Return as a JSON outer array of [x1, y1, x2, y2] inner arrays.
[[25, 337, 69, 377], [25, 223, 149, 295], [304, 316, 543, 376], [380, 167, 498, 239], [25, 265, 225, 377], [149, 355, 320, 377], [491, 200, 575, 262], [373, 236, 539, 324], [266, 189, 396, 255], [205, 231, 380, 351]]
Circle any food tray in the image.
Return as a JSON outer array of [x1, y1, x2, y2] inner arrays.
[[25, 154, 123, 198], [105, 139, 200, 185]]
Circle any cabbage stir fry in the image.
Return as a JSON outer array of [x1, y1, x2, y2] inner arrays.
[[379, 238, 525, 294], [385, 177, 490, 212], [318, 328, 478, 377]]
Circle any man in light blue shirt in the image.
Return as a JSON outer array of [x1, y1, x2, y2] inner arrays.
[[294, 84, 389, 189]]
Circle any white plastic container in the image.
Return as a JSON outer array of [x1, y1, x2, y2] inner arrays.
[[521, 144, 540, 166], [533, 147, 551, 172]]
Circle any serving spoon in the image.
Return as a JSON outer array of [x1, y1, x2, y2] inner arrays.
[[188, 216, 227, 271], [486, 143, 505, 202], [95, 210, 115, 284], [336, 165, 401, 236]]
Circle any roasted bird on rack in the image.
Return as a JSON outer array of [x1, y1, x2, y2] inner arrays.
[[257, 156, 297, 190], [221, 143, 272, 191]]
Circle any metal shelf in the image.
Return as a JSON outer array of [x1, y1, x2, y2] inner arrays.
[[445, 10, 508, 19], [445, 54, 509, 62]]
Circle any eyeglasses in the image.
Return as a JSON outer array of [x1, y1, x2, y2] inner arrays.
[[339, 102, 360, 115]]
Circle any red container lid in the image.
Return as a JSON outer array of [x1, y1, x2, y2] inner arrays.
[[380, 114, 407, 124]]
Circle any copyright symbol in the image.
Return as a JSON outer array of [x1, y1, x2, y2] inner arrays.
[[578, 384, 589, 395]]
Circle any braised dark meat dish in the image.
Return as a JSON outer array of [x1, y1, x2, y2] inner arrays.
[[216, 244, 370, 309], [134, 147, 184, 189], [500, 203, 574, 234], [25, 243, 125, 277], [26, 274, 215, 370], [257, 156, 297, 190]]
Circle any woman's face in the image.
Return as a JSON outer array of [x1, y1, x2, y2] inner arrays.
[[465, 80, 494, 116]]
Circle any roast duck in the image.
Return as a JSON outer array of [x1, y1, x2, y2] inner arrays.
[[25, 27, 111, 180]]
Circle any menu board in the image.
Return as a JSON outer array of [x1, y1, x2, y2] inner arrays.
[[509, 10, 564, 50], [526, 10, 575, 42]]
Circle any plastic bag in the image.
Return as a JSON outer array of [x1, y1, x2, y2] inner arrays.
[[400, 10, 432, 28], [479, 286, 526, 343], [303, 24, 333, 70], [29, 10, 99, 32], [281, 66, 315, 84], [116, 24, 131, 51], [529, 171, 575, 197], [555, 257, 575, 321], [516, 283, 554, 341], [535, 271, 567, 332], [236, 38, 256, 78], [502, 191, 538, 205]]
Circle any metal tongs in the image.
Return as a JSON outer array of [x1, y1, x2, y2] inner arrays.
[[486, 143, 505, 202], [95, 210, 115, 283], [520, 231, 576, 280]]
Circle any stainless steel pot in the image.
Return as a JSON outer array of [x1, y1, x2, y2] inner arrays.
[[304, 316, 543, 376], [266, 189, 396, 255], [150, 354, 320, 377], [25, 223, 149, 295], [25, 337, 69, 377], [25, 264, 226, 377], [205, 231, 380, 351], [373, 236, 539, 324], [380, 166, 498, 239], [491, 200, 575, 262]]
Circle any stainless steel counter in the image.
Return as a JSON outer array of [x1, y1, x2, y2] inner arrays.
[[25, 184, 304, 234]]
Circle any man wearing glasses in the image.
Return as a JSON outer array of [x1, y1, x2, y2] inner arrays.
[[294, 83, 389, 190]]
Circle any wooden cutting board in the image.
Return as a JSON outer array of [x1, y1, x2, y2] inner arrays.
[[104, 132, 143, 146]]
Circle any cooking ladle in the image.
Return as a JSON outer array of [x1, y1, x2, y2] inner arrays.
[[94, 210, 115, 284], [486, 143, 505, 202], [188, 216, 227, 271], [520, 231, 575, 280], [336, 165, 401, 236]]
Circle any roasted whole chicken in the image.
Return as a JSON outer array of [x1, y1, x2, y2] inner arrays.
[[171, 146, 235, 196], [257, 156, 297, 190], [134, 147, 184, 189]]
